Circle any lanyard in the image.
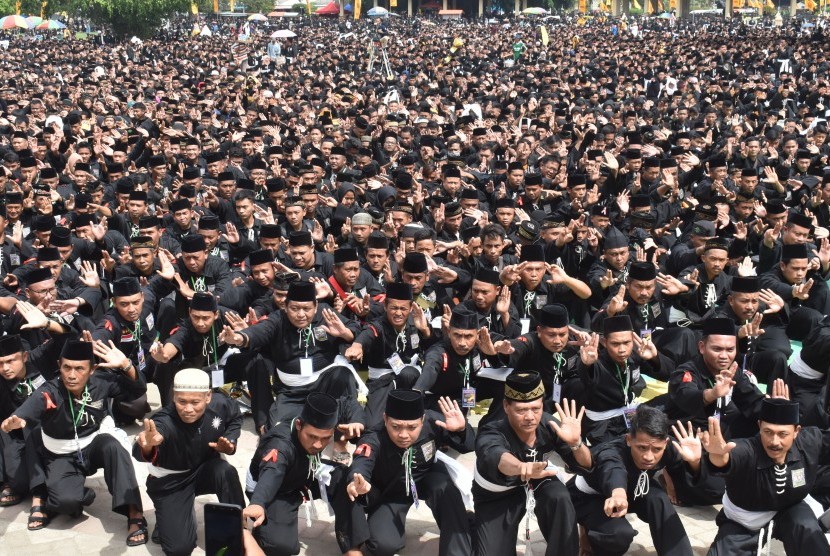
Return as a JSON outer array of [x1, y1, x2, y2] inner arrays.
[[395, 330, 407, 353], [15, 378, 33, 397], [298, 325, 314, 357], [523, 290, 535, 317], [202, 327, 219, 367], [616, 362, 631, 404], [67, 385, 90, 428], [190, 276, 206, 292], [458, 358, 471, 388], [132, 319, 141, 341], [639, 304, 649, 329], [553, 353, 565, 383], [402, 447, 419, 507]]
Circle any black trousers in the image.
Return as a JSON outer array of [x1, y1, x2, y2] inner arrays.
[[147, 458, 245, 556], [567, 479, 693, 556], [254, 466, 347, 556], [267, 365, 359, 428], [786, 372, 829, 428], [363, 366, 420, 429], [43, 433, 142, 517], [708, 501, 830, 555], [473, 478, 578, 556], [332, 461, 471, 556], [0, 429, 34, 495]]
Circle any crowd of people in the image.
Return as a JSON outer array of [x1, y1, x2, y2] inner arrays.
[[0, 10, 829, 555]]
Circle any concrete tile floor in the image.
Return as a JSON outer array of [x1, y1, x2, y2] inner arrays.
[[0, 385, 791, 555]]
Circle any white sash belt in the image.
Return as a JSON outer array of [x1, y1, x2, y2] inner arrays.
[[585, 407, 625, 421], [473, 466, 517, 493], [722, 492, 777, 531], [277, 355, 368, 395], [42, 430, 99, 455], [574, 475, 600, 495], [436, 451, 474, 511], [789, 353, 824, 381], [148, 464, 189, 478]]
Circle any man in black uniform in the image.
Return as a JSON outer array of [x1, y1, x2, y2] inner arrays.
[[243, 392, 347, 555], [702, 398, 830, 555], [345, 282, 434, 428], [0, 340, 148, 545], [336, 390, 475, 556], [578, 315, 672, 444], [133, 368, 244, 556], [472, 371, 591, 556], [220, 280, 365, 454], [567, 405, 699, 555]]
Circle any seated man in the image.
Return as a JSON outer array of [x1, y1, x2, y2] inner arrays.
[[568, 405, 699, 555], [473, 371, 592, 556], [335, 390, 475, 556], [702, 398, 830, 555], [243, 392, 348, 555], [133, 368, 244, 555], [0, 340, 147, 545]]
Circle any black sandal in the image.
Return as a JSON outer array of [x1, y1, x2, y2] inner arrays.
[[0, 485, 20, 507], [27, 505, 52, 531], [126, 517, 149, 547]]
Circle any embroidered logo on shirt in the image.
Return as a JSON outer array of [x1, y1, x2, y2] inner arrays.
[[211, 416, 222, 430], [791, 468, 806, 488], [355, 444, 372, 458], [262, 449, 279, 463]]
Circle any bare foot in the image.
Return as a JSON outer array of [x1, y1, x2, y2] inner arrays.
[[662, 471, 679, 505]]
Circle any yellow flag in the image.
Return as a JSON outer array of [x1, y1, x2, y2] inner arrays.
[[632, 0, 642, 9], [191, 1, 198, 14], [40, 0, 47, 18], [765, 0, 774, 8], [305, 0, 311, 14], [578, 0, 587, 12], [734, 0, 744, 8], [15, 0, 20, 15], [540, 25, 549, 46], [213, 0, 219, 12], [354, 0, 362, 19], [670, 0, 676, 10], [229, 0, 235, 10]]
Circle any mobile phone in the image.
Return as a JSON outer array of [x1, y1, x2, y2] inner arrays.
[[204, 502, 243, 556]]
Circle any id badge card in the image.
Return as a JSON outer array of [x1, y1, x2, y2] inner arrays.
[[300, 357, 314, 377], [461, 387, 477, 408], [9, 254, 19, 266], [207, 363, 223, 388], [520, 318, 531, 335], [640, 328, 652, 342], [552, 383, 562, 403], [137, 346, 146, 372], [388, 353, 405, 373], [313, 327, 328, 342]]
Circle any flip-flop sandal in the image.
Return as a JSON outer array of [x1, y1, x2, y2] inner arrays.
[[126, 517, 149, 547], [27, 505, 52, 531], [0, 485, 21, 507]]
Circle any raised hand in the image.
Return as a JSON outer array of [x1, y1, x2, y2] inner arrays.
[[224, 222, 240, 245], [16, 300, 50, 330], [599, 269, 616, 289], [347, 473, 372, 501], [712, 363, 738, 398], [606, 285, 628, 317], [519, 461, 556, 482], [92, 340, 131, 370], [632, 333, 658, 360], [671, 420, 702, 464], [321, 308, 351, 339], [209, 436, 236, 454], [410, 302, 429, 333], [737, 312, 765, 339], [580, 332, 600, 366], [769, 378, 790, 400], [224, 311, 249, 332], [218, 325, 244, 347], [546, 263, 568, 285], [763, 220, 782, 248], [156, 248, 176, 280], [656, 273, 688, 296], [495, 286, 512, 315], [549, 398, 585, 447], [79, 261, 100, 288], [435, 396, 466, 432], [477, 327, 497, 356], [792, 278, 814, 301], [100, 250, 117, 273], [699, 416, 737, 464], [136, 418, 164, 450]]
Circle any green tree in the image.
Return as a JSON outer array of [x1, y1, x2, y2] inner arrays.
[[57, 0, 192, 37]]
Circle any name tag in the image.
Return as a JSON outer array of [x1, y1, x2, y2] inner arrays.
[[9, 254, 19, 266], [462, 387, 476, 408], [520, 318, 531, 335], [552, 383, 562, 403], [300, 357, 314, 376], [388, 353, 405, 373], [792, 468, 806, 488], [145, 313, 154, 330]]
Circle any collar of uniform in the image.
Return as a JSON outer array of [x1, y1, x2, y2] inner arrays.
[[754, 436, 803, 470]]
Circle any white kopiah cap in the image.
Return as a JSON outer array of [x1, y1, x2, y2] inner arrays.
[[173, 368, 211, 392]]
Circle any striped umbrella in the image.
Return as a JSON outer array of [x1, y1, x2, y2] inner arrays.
[[0, 15, 29, 29], [36, 19, 66, 30]]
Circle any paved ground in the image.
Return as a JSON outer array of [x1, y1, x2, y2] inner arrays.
[[0, 384, 794, 555]]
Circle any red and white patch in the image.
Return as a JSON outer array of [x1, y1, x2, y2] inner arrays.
[[354, 444, 372, 458], [682, 371, 693, 383], [262, 449, 279, 463]]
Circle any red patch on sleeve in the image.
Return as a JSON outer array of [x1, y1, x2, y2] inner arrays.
[[104, 320, 113, 331], [354, 444, 372, 458], [682, 371, 693, 383], [518, 336, 528, 343], [169, 326, 179, 336], [369, 325, 378, 337], [262, 449, 279, 463], [43, 392, 57, 410]]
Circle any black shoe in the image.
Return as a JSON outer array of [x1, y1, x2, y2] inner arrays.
[[82, 487, 96, 507], [151, 524, 160, 544]]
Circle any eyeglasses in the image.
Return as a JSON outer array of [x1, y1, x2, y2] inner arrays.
[[29, 286, 57, 296]]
